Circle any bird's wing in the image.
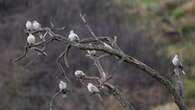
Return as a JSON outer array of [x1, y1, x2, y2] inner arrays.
[[92, 86, 99, 92], [75, 34, 80, 40], [178, 60, 183, 69]]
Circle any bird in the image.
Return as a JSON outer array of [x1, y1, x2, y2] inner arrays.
[[87, 43, 96, 56], [58, 81, 68, 98], [25, 20, 33, 30], [87, 83, 100, 94], [68, 30, 80, 42], [172, 54, 185, 98], [59, 81, 67, 91], [75, 70, 86, 78], [32, 20, 41, 30], [87, 50, 96, 56], [101, 72, 107, 81], [172, 54, 186, 75], [87, 83, 103, 102], [27, 34, 36, 44], [103, 42, 112, 49]]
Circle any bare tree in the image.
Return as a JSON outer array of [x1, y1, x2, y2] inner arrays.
[[13, 14, 187, 110]]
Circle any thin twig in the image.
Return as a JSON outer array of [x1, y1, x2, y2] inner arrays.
[[32, 47, 47, 56], [80, 13, 97, 40], [80, 37, 111, 43], [13, 44, 29, 63], [104, 83, 135, 110], [49, 91, 61, 110], [86, 52, 107, 82], [80, 13, 106, 45], [94, 57, 107, 81], [56, 50, 70, 83]]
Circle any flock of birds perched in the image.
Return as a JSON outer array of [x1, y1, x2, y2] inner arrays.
[[59, 70, 100, 97], [25, 20, 80, 44], [24, 20, 186, 101], [25, 20, 101, 97]]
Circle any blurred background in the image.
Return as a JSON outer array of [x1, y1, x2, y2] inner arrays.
[[0, 0, 195, 110]]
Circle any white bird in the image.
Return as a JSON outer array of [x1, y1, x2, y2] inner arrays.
[[87, 43, 96, 56], [87, 83, 103, 101], [172, 54, 185, 75], [27, 34, 36, 44], [25, 20, 33, 30], [101, 72, 107, 81], [87, 50, 96, 56], [68, 30, 80, 42], [103, 42, 112, 49], [75, 70, 86, 78], [32, 20, 41, 30], [87, 83, 100, 94], [58, 81, 67, 91]]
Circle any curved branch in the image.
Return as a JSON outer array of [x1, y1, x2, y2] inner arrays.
[[49, 91, 61, 110], [64, 43, 71, 68], [73, 43, 187, 110], [17, 25, 187, 110], [93, 58, 107, 81], [56, 50, 70, 82], [13, 44, 29, 63], [78, 75, 135, 110]]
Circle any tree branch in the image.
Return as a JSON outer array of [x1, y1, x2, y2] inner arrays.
[[78, 74, 135, 110], [72, 43, 187, 110], [104, 83, 135, 110], [15, 22, 187, 110]]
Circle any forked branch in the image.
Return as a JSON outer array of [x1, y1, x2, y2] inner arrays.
[[14, 17, 187, 110]]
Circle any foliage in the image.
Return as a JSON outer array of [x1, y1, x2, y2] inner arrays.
[[130, 0, 195, 109]]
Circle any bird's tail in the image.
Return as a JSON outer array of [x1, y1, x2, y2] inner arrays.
[[97, 93, 105, 106], [97, 94, 103, 102], [178, 80, 185, 98]]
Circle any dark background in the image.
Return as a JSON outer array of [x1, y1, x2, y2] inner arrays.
[[0, 0, 194, 110]]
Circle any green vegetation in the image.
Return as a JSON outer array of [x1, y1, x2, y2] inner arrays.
[[129, 0, 195, 109], [185, 79, 195, 106]]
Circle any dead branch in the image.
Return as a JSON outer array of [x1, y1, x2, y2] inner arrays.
[[49, 91, 61, 110], [77, 73, 135, 110], [72, 43, 187, 110], [13, 43, 29, 63], [64, 43, 71, 67], [15, 18, 188, 110]]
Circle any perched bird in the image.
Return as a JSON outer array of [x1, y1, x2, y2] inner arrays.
[[59, 81, 68, 98], [68, 30, 80, 42], [75, 70, 86, 78], [25, 20, 33, 30], [87, 83, 103, 101], [86, 43, 96, 56], [103, 42, 112, 49], [27, 34, 36, 44], [87, 50, 96, 55], [87, 83, 100, 94], [32, 20, 41, 30], [59, 81, 67, 91], [172, 54, 185, 98], [172, 54, 186, 75]]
